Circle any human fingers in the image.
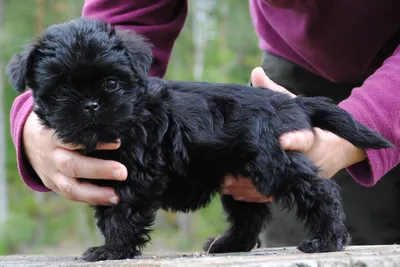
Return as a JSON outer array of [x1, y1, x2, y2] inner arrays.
[[52, 148, 127, 180], [222, 176, 255, 188], [56, 138, 122, 151], [52, 172, 119, 206], [222, 187, 270, 200], [233, 196, 274, 203], [279, 129, 315, 152], [222, 177, 274, 202], [250, 67, 296, 98], [38, 176, 60, 194]]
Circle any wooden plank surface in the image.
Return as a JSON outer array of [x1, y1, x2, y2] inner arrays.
[[1, 245, 400, 267]]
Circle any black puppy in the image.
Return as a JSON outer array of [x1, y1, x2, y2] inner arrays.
[[7, 18, 393, 262]]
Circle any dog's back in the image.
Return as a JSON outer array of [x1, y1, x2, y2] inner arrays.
[[157, 78, 392, 153]]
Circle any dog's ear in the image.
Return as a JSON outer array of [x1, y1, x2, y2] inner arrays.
[[115, 29, 153, 81], [6, 45, 37, 93]]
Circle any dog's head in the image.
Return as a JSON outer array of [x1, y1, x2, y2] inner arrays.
[[7, 18, 153, 151]]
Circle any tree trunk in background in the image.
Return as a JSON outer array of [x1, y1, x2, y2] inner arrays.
[[0, 0, 8, 227], [218, 1, 230, 76], [192, 1, 206, 81], [192, 0, 216, 81], [219, 1, 229, 53]]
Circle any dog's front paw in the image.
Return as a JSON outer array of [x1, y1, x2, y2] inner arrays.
[[82, 245, 141, 262], [203, 236, 256, 254]]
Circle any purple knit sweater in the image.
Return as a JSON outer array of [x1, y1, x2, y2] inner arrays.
[[9, 0, 400, 192]]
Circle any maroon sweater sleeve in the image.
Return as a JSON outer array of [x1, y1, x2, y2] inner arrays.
[[10, 0, 188, 191], [338, 46, 400, 187]]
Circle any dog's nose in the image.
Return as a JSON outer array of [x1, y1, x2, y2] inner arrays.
[[83, 101, 100, 113]]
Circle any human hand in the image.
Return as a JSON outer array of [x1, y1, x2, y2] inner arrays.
[[23, 111, 128, 206], [221, 67, 366, 202]]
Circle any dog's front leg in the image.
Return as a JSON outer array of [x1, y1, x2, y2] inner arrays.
[[82, 186, 161, 262]]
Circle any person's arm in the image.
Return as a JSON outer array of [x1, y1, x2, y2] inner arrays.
[[10, 90, 47, 191], [10, 0, 188, 192], [338, 46, 400, 187]]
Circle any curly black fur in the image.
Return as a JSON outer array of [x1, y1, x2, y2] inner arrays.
[[7, 18, 394, 262]]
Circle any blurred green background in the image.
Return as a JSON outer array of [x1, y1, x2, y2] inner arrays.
[[0, 0, 262, 255]]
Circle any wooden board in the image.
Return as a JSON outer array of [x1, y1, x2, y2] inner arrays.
[[1, 245, 400, 267]]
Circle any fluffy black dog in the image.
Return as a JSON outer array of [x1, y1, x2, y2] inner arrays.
[[7, 18, 393, 262]]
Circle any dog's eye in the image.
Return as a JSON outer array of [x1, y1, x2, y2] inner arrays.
[[104, 78, 120, 91]]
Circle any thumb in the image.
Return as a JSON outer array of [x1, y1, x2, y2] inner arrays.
[[250, 67, 296, 98], [280, 130, 315, 152]]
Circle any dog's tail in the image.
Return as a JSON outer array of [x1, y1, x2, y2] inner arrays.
[[294, 96, 394, 149]]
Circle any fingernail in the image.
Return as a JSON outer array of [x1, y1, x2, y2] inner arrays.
[[109, 196, 119, 205], [112, 170, 122, 180]]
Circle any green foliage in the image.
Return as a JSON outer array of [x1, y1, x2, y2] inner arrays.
[[1, 0, 262, 255], [149, 196, 228, 252], [0, 212, 36, 253]]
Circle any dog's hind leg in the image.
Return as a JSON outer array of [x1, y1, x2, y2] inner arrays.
[[295, 179, 349, 253], [272, 152, 349, 253], [203, 195, 271, 253]]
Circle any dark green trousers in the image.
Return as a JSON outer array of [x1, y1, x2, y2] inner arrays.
[[257, 51, 400, 247]]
